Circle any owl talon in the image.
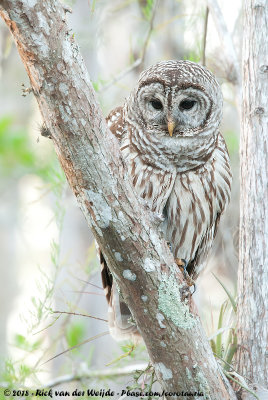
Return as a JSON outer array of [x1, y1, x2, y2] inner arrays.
[[180, 258, 188, 278], [175, 258, 196, 292], [167, 241, 173, 252]]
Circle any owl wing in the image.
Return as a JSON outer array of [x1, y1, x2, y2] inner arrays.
[[186, 212, 221, 279], [106, 106, 126, 141], [189, 134, 232, 278], [98, 243, 140, 341]]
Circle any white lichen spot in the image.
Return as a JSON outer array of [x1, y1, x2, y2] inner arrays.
[[59, 82, 69, 96], [86, 189, 112, 229], [149, 230, 164, 255], [81, 118, 86, 127], [37, 12, 50, 35], [118, 211, 127, 224], [194, 371, 210, 397], [143, 258, 156, 272], [65, 105, 71, 114], [59, 104, 69, 122], [72, 119, 79, 130], [31, 33, 49, 57], [156, 313, 166, 328], [25, 0, 37, 7], [144, 308, 148, 314], [123, 269, 136, 281], [155, 362, 173, 381], [121, 235, 126, 241], [141, 295, 148, 302], [114, 252, 123, 262], [158, 274, 196, 329], [62, 38, 74, 65], [184, 355, 189, 361], [186, 367, 192, 380], [160, 341, 167, 348]]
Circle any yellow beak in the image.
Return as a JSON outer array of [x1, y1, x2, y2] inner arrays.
[[168, 120, 175, 137]]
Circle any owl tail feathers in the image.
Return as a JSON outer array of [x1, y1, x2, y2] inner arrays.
[[108, 285, 142, 344]]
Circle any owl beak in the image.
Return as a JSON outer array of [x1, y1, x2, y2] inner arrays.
[[168, 120, 175, 137]]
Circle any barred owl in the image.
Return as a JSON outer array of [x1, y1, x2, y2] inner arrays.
[[100, 60, 232, 341]]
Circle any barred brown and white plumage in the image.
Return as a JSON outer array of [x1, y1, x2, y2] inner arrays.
[[100, 60, 232, 341]]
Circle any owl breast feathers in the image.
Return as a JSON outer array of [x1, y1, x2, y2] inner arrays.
[[100, 60, 232, 341]]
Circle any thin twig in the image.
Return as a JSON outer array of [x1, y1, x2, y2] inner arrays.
[[99, 0, 158, 92], [71, 290, 105, 296], [74, 276, 103, 291], [43, 362, 148, 388], [52, 310, 107, 322], [139, 0, 158, 65], [99, 58, 142, 92], [42, 331, 109, 365], [202, 6, 209, 66]]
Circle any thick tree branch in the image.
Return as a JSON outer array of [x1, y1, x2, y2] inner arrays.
[[0, 1, 236, 397], [235, 1, 268, 398]]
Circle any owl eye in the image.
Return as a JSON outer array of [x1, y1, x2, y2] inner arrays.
[[179, 100, 196, 110], [150, 100, 163, 110]]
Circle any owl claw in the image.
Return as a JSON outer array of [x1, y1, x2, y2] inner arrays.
[[175, 258, 196, 293], [167, 241, 173, 252]]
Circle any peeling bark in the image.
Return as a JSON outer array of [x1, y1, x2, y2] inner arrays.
[[235, 1, 268, 398], [0, 1, 237, 398]]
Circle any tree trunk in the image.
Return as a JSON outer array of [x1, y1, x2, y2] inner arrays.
[[235, 1, 268, 398], [0, 1, 237, 398]]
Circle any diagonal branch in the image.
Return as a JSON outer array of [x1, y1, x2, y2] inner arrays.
[[0, 0, 236, 397], [206, 0, 240, 85], [43, 363, 148, 388]]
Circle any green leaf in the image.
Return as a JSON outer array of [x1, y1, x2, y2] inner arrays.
[[212, 273, 237, 313], [216, 301, 228, 357], [14, 334, 42, 352], [66, 321, 86, 349], [210, 338, 216, 355], [141, 0, 155, 20], [224, 330, 237, 371]]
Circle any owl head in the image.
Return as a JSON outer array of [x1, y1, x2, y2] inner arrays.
[[125, 60, 223, 139]]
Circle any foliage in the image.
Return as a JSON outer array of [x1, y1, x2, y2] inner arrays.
[[0, 116, 35, 177], [126, 364, 157, 400], [66, 321, 86, 349], [209, 275, 237, 372], [141, 0, 155, 21]]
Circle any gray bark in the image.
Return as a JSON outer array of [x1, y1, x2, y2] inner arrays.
[[0, 1, 237, 398], [235, 0, 268, 398]]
